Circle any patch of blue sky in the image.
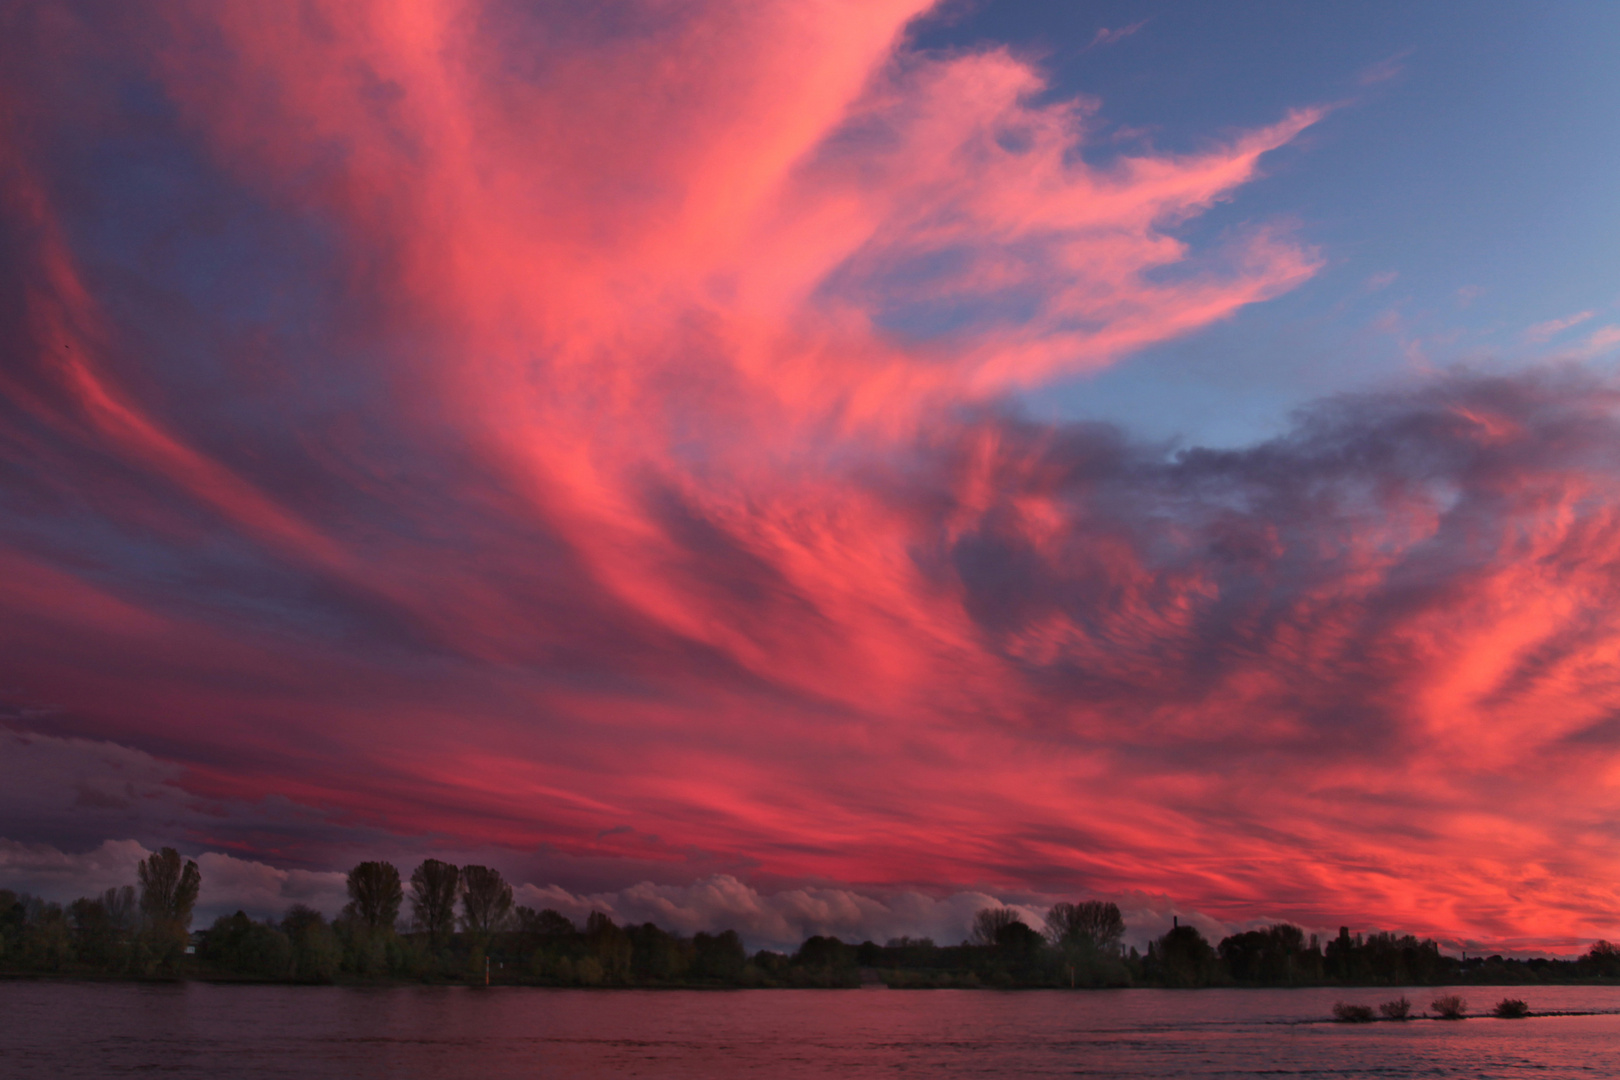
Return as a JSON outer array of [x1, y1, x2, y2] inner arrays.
[[911, 1, 1620, 449]]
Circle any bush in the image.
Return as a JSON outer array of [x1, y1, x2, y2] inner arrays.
[[282, 906, 341, 983], [205, 912, 292, 978], [1332, 1002, 1376, 1023], [1493, 998, 1529, 1018], [1378, 996, 1411, 1020], [1431, 994, 1467, 1019], [387, 934, 433, 977]]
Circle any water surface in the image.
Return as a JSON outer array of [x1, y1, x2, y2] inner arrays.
[[3, 981, 1617, 1078]]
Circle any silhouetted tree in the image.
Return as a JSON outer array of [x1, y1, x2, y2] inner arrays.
[[0, 890, 24, 966], [1045, 901, 1125, 954], [1044, 900, 1129, 986], [103, 885, 138, 936], [67, 896, 116, 967], [584, 910, 631, 979], [1362, 931, 1444, 985], [344, 861, 403, 931], [996, 920, 1046, 954], [1149, 923, 1219, 987], [206, 911, 293, 978], [629, 922, 689, 981], [1583, 940, 1620, 978], [692, 929, 746, 981], [971, 907, 1024, 947], [409, 859, 460, 945], [137, 847, 201, 930], [460, 865, 514, 937], [137, 847, 200, 971], [1325, 926, 1367, 982], [517, 906, 576, 939], [1218, 923, 1319, 985], [792, 935, 858, 985], [22, 901, 72, 971], [970, 905, 1045, 981], [282, 904, 341, 982], [1321, 926, 1444, 985]]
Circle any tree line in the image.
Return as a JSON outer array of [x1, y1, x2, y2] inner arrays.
[[5, 851, 1619, 988]]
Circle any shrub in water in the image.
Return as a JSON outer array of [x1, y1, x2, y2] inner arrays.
[[1431, 994, 1467, 1019], [1494, 998, 1529, 1018], [1379, 996, 1412, 1020], [1332, 1002, 1376, 1023]]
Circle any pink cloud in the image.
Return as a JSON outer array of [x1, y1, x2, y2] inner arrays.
[[1585, 325, 1620, 352], [2, 1, 1619, 952], [1525, 310, 1595, 342]]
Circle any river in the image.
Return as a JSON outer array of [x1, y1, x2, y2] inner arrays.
[[3, 981, 1617, 1078]]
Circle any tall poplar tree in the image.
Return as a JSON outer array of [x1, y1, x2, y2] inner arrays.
[[409, 859, 460, 945], [137, 847, 201, 931], [459, 865, 513, 937], [344, 861, 403, 931]]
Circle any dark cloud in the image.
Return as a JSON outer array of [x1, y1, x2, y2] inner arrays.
[[1, 1, 1617, 949]]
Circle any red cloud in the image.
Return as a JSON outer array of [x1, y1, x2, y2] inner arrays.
[[2, 2, 1616, 950]]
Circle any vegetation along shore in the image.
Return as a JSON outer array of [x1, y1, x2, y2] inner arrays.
[[5, 850, 1618, 991]]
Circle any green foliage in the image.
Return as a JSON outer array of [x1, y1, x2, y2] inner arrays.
[[283, 905, 342, 982], [23, 901, 72, 971], [337, 919, 390, 975], [584, 911, 631, 981], [68, 896, 118, 968], [139, 922, 192, 974], [138, 847, 201, 932], [384, 932, 434, 977], [130, 848, 202, 974]]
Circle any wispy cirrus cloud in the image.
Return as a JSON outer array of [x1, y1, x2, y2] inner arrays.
[[1584, 325, 1620, 353], [1, 0, 1618, 951], [1525, 310, 1595, 342], [1088, 20, 1148, 50], [1357, 49, 1413, 86]]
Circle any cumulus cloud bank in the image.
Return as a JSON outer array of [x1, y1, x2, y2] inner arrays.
[[0, 834, 1251, 952], [1, 1, 1618, 951]]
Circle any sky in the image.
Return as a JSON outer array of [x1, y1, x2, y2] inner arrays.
[[3, 0, 1620, 954]]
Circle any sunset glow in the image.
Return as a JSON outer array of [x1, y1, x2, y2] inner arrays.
[[4, 1, 1620, 952]]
